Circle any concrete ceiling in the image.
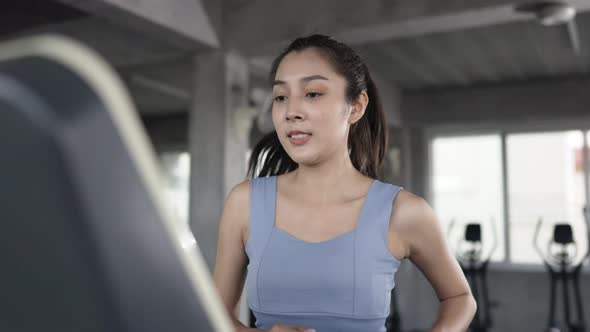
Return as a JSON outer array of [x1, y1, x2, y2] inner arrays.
[[1, 0, 589, 114], [361, 11, 590, 91]]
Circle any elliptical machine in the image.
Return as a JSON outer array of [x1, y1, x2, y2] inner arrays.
[[533, 214, 590, 332], [449, 219, 498, 332]]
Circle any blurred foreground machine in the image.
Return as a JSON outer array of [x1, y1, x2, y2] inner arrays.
[[0, 35, 233, 332]]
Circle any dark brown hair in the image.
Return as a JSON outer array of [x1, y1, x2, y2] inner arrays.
[[247, 34, 388, 180]]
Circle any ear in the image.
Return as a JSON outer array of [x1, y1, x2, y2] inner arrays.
[[349, 90, 369, 125]]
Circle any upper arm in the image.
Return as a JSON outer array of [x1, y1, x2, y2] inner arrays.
[[392, 190, 471, 301], [212, 180, 250, 317]]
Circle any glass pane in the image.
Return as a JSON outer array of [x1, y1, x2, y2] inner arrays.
[[507, 131, 586, 264], [431, 135, 505, 261], [159, 152, 191, 225]]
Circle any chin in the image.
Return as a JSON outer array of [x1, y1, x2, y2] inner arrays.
[[289, 152, 321, 166], [287, 152, 308, 164]]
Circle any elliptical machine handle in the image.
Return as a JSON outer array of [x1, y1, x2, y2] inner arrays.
[[482, 216, 499, 263], [447, 218, 456, 239], [447, 218, 456, 255], [582, 206, 590, 261], [533, 217, 546, 263]]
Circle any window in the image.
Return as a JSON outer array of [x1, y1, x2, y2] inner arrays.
[[431, 135, 505, 261], [507, 131, 586, 264], [159, 152, 191, 225], [431, 130, 590, 265]]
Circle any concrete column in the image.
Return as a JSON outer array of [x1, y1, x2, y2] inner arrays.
[[189, 50, 253, 325], [409, 128, 429, 199], [189, 49, 251, 268], [371, 73, 401, 127], [224, 52, 254, 327], [189, 50, 225, 271], [224, 53, 254, 195]]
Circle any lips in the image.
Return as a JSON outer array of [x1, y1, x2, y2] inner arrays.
[[287, 131, 312, 145], [287, 130, 312, 137]]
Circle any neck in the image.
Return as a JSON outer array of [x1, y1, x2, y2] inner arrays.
[[288, 147, 367, 204]]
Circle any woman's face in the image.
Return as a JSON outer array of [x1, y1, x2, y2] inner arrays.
[[271, 48, 364, 166]]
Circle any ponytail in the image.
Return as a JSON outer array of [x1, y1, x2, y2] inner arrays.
[[348, 70, 388, 179]]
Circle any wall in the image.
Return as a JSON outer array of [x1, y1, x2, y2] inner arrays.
[[398, 75, 590, 331]]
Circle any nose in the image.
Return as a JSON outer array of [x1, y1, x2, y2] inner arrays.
[[285, 98, 305, 121]]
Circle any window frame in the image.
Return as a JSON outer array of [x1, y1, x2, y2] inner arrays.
[[425, 121, 590, 271]]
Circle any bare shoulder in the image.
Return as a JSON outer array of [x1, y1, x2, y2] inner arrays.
[[226, 179, 250, 205], [390, 189, 434, 228], [389, 189, 440, 255], [222, 179, 251, 246]]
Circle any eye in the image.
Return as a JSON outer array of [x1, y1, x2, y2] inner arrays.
[[306, 92, 322, 99], [274, 95, 287, 103]]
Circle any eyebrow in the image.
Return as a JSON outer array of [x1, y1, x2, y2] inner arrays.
[[272, 75, 329, 86]]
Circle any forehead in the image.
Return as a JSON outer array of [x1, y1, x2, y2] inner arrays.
[[274, 48, 342, 82]]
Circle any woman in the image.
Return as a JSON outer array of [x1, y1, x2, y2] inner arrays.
[[213, 34, 476, 332]]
